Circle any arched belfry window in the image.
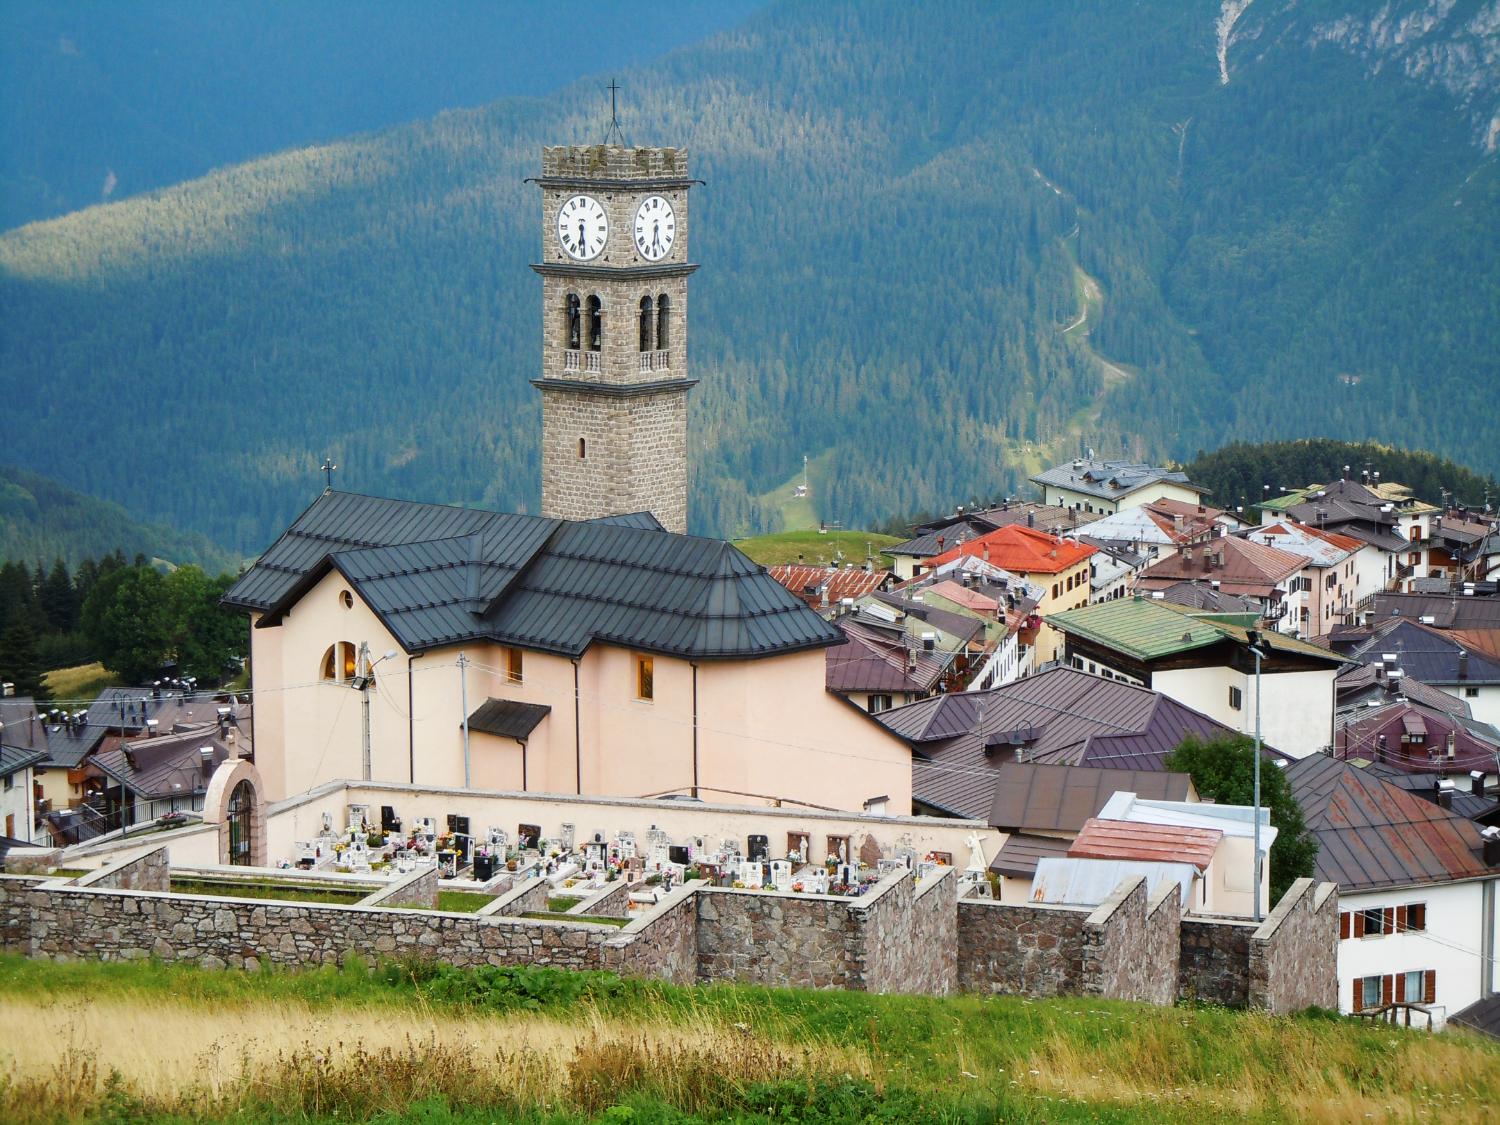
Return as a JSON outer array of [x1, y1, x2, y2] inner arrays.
[[638, 296, 654, 352], [586, 295, 602, 351], [656, 293, 670, 350], [320, 641, 357, 683], [565, 294, 581, 350]]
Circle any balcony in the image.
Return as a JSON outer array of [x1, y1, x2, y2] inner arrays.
[[563, 350, 601, 373], [638, 349, 671, 373]]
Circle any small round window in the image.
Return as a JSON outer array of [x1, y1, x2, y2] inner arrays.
[[341, 590, 354, 609]]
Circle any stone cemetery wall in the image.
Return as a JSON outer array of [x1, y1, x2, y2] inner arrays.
[[573, 878, 631, 919], [1249, 879, 1339, 1014], [1178, 917, 1253, 1007], [76, 847, 170, 893], [0, 875, 44, 951], [696, 885, 863, 989], [360, 864, 439, 910], [955, 898, 1089, 997], [857, 867, 957, 996], [485, 876, 551, 918], [1080, 877, 1179, 1005], [603, 881, 700, 985], [3, 848, 62, 875]]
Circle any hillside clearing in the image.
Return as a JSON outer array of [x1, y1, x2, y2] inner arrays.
[[39, 662, 117, 702], [733, 529, 900, 569]]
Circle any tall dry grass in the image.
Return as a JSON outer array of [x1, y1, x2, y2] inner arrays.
[[0, 992, 870, 1122]]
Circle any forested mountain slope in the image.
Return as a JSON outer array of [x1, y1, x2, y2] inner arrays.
[[0, 467, 239, 572], [1, 0, 1495, 553], [0, 1, 763, 229]]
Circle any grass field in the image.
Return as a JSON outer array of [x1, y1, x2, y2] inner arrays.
[[733, 529, 901, 569], [2, 955, 1497, 1123], [39, 661, 117, 703]]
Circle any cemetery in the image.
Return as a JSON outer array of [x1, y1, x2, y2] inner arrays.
[[1, 773, 1338, 1011]]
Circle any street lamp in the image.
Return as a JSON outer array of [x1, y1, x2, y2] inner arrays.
[[353, 644, 398, 781], [1245, 629, 1267, 922]]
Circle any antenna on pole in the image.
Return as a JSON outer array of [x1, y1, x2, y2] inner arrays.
[[320, 457, 338, 493], [603, 78, 627, 145]]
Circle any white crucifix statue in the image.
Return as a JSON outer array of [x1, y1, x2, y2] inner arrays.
[[965, 832, 988, 875]]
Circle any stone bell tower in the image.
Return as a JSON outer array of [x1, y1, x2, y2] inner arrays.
[[532, 145, 697, 533]]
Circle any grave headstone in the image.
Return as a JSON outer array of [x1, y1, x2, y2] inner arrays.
[[615, 831, 637, 859], [740, 860, 764, 889], [806, 870, 829, 895], [747, 834, 769, 861], [836, 863, 857, 888], [769, 860, 793, 892], [560, 822, 576, 852], [859, 834, 883, 867], [517, 824, 542, 850], [668, 844, 691, 866]]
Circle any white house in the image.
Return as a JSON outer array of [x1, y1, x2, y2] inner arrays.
[[0, 742, 44, 843], [1287, 754, 1500, 1028], [1031, 458, 1208, 516]]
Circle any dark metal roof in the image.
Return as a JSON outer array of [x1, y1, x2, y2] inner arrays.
[[989, 832, 1072, 878], [1030, 459, 1207, 501], [1338, 619, 1500, 687], [824, 620, 945, 695], [880, 667, 1247, 820], [1452, 995, 1500, 1040], [466, 699, 551, 741], [224, 491, 840, 661], [1335, 701, 1499, 776], [1365, 592, 1500, 631], [1354, 762, 1499, 825], [1285, 753, 1499, 892], [0, 741, 46, 779], [1336, 664, 1474, 718], [987, 761, 1194, 833], [33, 688, 249, 769], [92, 728, 234, 801]]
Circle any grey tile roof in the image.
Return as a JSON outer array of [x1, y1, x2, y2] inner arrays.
[[1030, 459, 1206, 502], [1452, 995, 1500, 1040], [881, 667, 1247, 820], [1286, 753, 1498, 892], [466, 699, 552, 741], [225, 491, 839, 661]]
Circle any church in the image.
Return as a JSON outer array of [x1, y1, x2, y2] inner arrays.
[[224, 144, 914, 814]]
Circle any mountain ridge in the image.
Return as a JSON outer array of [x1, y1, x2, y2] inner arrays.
[[1, 0, 1495, 552]]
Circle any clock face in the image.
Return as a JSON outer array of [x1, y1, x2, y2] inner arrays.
[[556, 195, 608, 261], [633, 195, 676, 261]]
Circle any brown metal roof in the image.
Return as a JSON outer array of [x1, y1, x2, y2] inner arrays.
[[767, 564, 890, 611], [1070, 817, 1221, 870], [987, 761, 1194, 833], [989, 832, 1073, 877], [1138, 535, 1306, 596], [1285, 754, 1499, 892]]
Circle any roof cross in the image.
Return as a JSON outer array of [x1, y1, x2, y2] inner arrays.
[[603, 77, 627, 145]]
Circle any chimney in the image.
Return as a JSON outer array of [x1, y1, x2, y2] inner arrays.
[[921, 632, 936, 651], [1027, 511, 1035, 529], [199, 746, 215, 779], [1483, 827, 1500, 866], [1471, 770, 1486, 798], [145, 719, 159, 737], [0, 682, 12, 697], [982, 543, 990, 563], [1435, 779, 1455, 809], [1376, 733, 1387, 761], [1458, 651, 1469, 680]]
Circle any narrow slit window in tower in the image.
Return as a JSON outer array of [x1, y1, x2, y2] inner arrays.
[[586, 295, 602, 351], [638, 296, 653, 351], [566, 294, 581, 350], [656, 294, 670, 350]]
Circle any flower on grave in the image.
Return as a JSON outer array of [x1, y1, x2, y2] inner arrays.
[[791, 882, 804, 893], [732, 881, 746, 889], [787, 850, 802, 864]]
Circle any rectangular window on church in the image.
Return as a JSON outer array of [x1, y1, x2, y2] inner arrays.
[[506, 648, 523, 684], [636, 655, 654, 701]]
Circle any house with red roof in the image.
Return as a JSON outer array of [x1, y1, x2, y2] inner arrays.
[[1136, 534, 1309, 633], [1248, 521, 1378, 637], [919, 524, 1095, 664]]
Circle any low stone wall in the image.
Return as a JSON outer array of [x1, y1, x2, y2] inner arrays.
[[956, 898, 1088, 997], [1249, 879, 1339, 1014], [1179, 917, 1252, 1007], [75, 847, 170, 893], [0, 874, 44, 951], [360, 864, 439, 910], [603, 881, 701, 985], [572, 878, 631, 919], [859, 868, 958, 996], [1081, 877, 1180, 1005], [3, 848, 61, 875], [697, 884, 863, 989], [483, 876, 551, 918]]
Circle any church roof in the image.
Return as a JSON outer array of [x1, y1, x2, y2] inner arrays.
[[223, 491, 840, 661]]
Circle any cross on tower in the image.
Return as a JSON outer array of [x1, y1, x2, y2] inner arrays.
[[320, 457, 338, 492], [603, 78, 626, 145]]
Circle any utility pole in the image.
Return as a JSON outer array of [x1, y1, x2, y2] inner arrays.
[[358, 642, 373, 781], [458, 652, 471, 789], [1246, 629, 1267, 923]]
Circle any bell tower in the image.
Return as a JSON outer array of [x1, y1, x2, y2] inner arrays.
[[532, 145, 697, 533]]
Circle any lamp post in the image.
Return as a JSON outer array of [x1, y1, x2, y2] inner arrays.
[[1245, 629, 1266, 922], [353, 644, 398, 781]]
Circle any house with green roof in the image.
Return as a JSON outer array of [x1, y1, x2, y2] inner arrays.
[[1046, 596, 1346, 758]]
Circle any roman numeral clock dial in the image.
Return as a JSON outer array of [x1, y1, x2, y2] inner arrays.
[[556, 194, 608, 261], [633, 195, 676, 261]]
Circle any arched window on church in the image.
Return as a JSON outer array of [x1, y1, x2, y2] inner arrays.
[[586, 295, 602, 351], [638, 296, 653, 352], [656, 294, 670, 351], [320, 641, 357, 683], [565, 294, 581, 350]]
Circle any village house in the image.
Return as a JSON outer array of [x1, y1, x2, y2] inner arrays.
[[895, 560, 1043, 690], [917, 525, 1094, 665], [222, 493, 915, 815], [1031, 457, 1208, 516], [985, 760, 1196, 900], [1135, 534, 1310, 634], [0, 740, 44, 845], [884, 501, 1097, 581], [1328, 617, 1500, 727], [1046, 596, 1345, 757], [1267, 479, 1419, 592], [875, 666, 1246, 819], [1249, 521, 1375, 637], [1286, 753, 1500, 1026], [824, 617, 946, 714], [767, 562, 891, 617], [1334, 694, 1500, 779]]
